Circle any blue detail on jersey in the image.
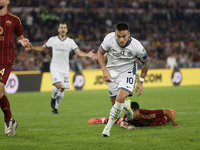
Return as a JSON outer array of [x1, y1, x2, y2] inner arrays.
[[101, 45, 107, 52], [139, 53, 148, 62], [132, 61, 137, 75], [125, 117, 129, 122], [73, 47, 79, 51], [116, 36, 132, 48], [57, 35, 68, 41], [45, 44, 51, 48], [52, 81, 62, 85], [118, 87, 132, 96], [110, 95, 117, 98]]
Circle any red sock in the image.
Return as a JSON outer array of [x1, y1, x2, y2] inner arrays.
[[105, 117, 120, 124], [0, 95, 12, 120], [115, 117, 120, 124]]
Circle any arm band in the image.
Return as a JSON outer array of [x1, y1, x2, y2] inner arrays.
[[139, 77, 144, 82]]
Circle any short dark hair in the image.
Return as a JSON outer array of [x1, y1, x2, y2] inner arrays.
[[131, 101, 140, 110], [58, 22, 67, 28], [115, 22, 129, 31]]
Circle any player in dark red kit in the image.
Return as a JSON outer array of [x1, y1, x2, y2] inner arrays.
[[120, 101, 180, 130], [0, 0, 31, 136], [89, 101, 180, 129]]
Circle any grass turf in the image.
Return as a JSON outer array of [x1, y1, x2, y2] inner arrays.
[[0, 86, 200, 150]]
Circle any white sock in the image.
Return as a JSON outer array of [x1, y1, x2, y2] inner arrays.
[[52, 86, 59, 99], [55, 91, 64, 109], [105, 101, 124, 130]]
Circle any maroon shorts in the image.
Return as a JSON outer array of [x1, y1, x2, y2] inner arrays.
[[0, 64, 12, 85]]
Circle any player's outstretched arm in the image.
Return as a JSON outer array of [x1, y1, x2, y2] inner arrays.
[[17, 35, 31, 50], [30, 44, 47, 51], [120, 121, 136, 130], [163, 109, 180, 127], [136, 58, 149, 96], [75, 49, 97, 60]]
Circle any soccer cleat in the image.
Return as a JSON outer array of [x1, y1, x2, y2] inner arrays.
[[88, 118, 105, 124], [88, 118, 98, 124], [5, 119, 13, 135], [102, 126, 110, 137], [124, 98, 131, 111], [8, 120, 18, 136], [171, 110, 176, 115], [51, 97, 56, 109], [125, 99, 134, 120], [52, 108, 58, 114]]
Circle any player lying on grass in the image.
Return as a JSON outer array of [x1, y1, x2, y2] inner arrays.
[[88, 101, 180, 129]]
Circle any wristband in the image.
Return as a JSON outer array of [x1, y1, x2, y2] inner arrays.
[[139, 77, 144, 82]]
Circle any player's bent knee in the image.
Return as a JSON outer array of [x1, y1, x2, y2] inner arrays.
[[60, 89, 65, 92], [116, 92, 129, 103], [54, 83, 62, 89]]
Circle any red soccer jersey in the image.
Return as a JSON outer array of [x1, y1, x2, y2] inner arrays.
[[123, 109, 166, 126], [0, 12, 23, 64]]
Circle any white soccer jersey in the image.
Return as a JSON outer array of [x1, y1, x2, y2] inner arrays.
[[101, 32, 148, 74], [45, 36, 78, 73]]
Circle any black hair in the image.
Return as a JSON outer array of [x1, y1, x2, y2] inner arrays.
[[115, 22, 129, 31], [131, 101, 140, 110], [59, 22, 67, 25], [58, 22, 67, 28]]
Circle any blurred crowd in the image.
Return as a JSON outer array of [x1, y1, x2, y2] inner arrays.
[[10, 0, 200, 71]]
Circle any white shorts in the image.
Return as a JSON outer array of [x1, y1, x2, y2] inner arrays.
[[51, 71, 70, 89], [108, 70, 137, 98]]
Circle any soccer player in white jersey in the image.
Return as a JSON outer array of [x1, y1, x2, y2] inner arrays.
[[97, 22, 149, 137], [29, 22, 96, 114]]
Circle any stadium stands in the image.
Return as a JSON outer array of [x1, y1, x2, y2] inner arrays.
[[10, 0, 200, 71]]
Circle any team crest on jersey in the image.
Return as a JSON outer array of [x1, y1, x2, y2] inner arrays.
[[6, 20, 12, 26], [121, 50, 133, 57]]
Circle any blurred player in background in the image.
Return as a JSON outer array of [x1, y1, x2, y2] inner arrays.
[[0, 0, 31, 136], [88, 101, 180, 129], [97, 22, 149, 137], [29, 22, 96, 114]]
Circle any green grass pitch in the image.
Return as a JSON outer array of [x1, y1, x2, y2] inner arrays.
[[0, 86, 200, 150]]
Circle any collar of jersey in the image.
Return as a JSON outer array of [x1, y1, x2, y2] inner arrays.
[[116, 36, 132, 48], [58, 35, 67, 41]]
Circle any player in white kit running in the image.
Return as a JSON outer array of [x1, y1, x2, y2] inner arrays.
[[97, 22, 149, 137], [30, 22, 96, 114]]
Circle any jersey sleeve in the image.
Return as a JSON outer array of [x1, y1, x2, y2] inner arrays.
[[122, 114, 129, 124], [71, 39, 79, 51], [135, 41, 148, 62], [14, 17, 23, 37], [45, 37, 53, 48], [100, 33, 113, 52], [154, 109, 165, 118]]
